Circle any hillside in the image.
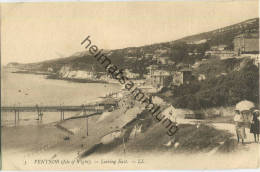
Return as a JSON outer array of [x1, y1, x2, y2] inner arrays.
[[7, 18, 259, 109], [158, 57, 259, 110], [9, 17, 259, 76], [175, 18, 259, 46]]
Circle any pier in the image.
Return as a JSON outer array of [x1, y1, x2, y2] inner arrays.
[[1, 103, 116, 124]]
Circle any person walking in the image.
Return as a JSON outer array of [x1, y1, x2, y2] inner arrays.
[[234, 110, 246, 144], [250, 110, 260, 143]]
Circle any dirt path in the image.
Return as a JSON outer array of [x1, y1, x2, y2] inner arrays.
[[212, 123, 260, 149], [177, 117, 260, 156]]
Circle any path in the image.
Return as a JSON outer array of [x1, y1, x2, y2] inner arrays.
[[177, 118, 260, 164]]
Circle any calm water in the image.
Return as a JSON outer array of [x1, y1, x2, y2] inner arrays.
[[1, 69, 120, 126]]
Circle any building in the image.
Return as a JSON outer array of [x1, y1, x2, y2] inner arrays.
[[210, 45, 228, 51], [172, 72, 183, 86], [198, 74, 206, 81], [205, 50, 234, 59], [188, 49, 200, 56], [155, 56, 174, 65], [144, 54, 154, 59], [172, 68, 192, 86], [154, 48, 169, 55], [234, 33, 259, 55], [124, 69, 140, 79], [47, 67, 54, 72], [147, 65, 159, 76], [149, 69, 171, 88]]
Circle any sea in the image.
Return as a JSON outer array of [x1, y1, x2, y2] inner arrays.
[[1, 68, 120, 126]]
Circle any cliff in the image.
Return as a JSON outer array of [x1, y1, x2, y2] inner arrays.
[[58, 65, 97, 80]]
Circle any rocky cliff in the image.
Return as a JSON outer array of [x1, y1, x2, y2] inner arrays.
[[58, 65, 97, 80]]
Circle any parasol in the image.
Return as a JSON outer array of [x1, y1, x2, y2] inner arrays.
[[235, 100, 255, 112]]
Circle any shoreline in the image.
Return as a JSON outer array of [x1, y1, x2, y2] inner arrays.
[[46, 74, 109, 84], [11, 70, 113, 84], [9, 68, 145, 85], [3, 68, 259, 170], [11, 70, 52, 75]]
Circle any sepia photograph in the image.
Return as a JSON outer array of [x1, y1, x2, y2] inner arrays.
[[0, 0, 259, 170]]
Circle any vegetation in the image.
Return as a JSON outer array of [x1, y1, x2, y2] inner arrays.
[[159, 58, 259, 110], [81, 108, 236, 156]]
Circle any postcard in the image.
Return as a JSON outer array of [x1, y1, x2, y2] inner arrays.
[[0, 0, 259, 170]]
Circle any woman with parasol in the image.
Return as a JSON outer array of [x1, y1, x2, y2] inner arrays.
[[234, 100, 255, 144]]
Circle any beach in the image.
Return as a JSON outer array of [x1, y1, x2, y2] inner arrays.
[[1, 69, 260, 170], [1, 69, 122, 169]]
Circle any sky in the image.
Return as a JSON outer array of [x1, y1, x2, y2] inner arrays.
[[1, 0, 259, 65]]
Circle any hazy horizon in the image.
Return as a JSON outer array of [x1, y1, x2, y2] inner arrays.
[[1, 0, 259, 65]]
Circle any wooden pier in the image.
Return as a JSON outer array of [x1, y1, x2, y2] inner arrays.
[[1, 104, 115, 112], [1, 103, 116, 124]]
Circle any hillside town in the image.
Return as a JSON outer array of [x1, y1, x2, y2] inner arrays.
[[7, 18, 260, 112], [53, 29, 259, 91]]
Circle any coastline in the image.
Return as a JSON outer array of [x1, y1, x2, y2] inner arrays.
[[46, 74, 109, 84], [11, 70, 110, 84], [2, 68, 260, 170], [11, 70, 52, 75]]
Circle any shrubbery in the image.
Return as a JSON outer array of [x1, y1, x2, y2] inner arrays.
[[165, 59, 259, 110]]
